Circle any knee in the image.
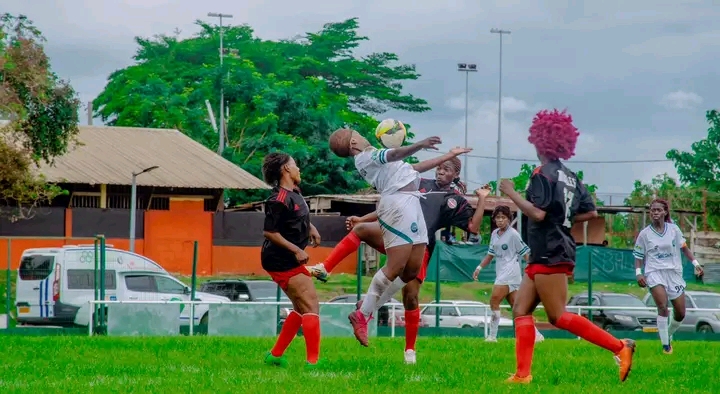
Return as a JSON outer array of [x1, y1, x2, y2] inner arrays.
[[547, 314, 561, 326], [656, 305, 670, 316], [399, 269, 419, 283], [402, 285, 419, 310], [353, 224, 368, 238], [489, 297, 503, 309], [674, 309, 685, 321]]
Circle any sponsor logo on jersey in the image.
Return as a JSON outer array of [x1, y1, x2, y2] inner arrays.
[[447, 198, 457, 209]]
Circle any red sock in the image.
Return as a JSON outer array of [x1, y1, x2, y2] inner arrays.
[[555, 312, 624, 353], [404, 309, 420, 351], [270, 311, 302, 357], [302, 313, 321, 364], [323, 232, 361, 272], [514, 315, 536, 378]]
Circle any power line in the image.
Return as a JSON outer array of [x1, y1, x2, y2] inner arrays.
[[422, 150, 672, 164]]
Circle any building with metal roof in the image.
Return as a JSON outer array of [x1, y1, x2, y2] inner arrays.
[[36, 125, 268, 190]]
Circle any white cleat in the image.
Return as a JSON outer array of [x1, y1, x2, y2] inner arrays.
[[307, 263, 329, 282], [485, 336, 498, 342], [535, 333, 545, 343], [404, 349, 416, 364]]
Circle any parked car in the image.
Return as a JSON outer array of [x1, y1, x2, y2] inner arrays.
[[199, 279, 292, 322], [642, 290, 720, 333], [327, 294, 409, 327], [567, 292, 657, 332], [420, 300, 513, 328], [15, 245, 229, 327]]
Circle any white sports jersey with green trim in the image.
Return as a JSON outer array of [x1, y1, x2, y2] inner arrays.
[[488, 227, 529, 285], [633, 223, 686, 274], [354, 147, 419, 195]]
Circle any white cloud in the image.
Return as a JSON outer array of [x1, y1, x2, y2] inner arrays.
[[660, 91, 703, 110]]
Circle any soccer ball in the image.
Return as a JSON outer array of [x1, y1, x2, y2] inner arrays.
[[374, 119, 407, 149]]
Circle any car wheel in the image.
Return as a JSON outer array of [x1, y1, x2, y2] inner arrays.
[[603, 324, 612, 332], [200, 313, 209, 325], [461, 324, 473, 329], [697, 324, 713, 333]]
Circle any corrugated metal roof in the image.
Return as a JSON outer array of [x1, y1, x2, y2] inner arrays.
[[34, 126, 270, 190]]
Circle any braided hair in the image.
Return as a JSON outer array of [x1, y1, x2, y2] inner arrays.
[[651, 198, 673, 223], [262, 152, 291, 187], [446, 156, 468, 194]]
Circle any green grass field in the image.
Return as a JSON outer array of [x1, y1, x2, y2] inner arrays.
[[3, 270, 720, 321], [2, 336, 718, 393]]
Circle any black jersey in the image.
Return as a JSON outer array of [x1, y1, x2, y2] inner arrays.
[[261, 187, 311, 272], [420, 192, 475, 255], [520, 160, 595, 266]]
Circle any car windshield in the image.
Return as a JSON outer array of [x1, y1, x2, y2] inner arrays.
[[457, 306, 486, 316], [692, 295, 720, 309], [248, 283, 289, 300], [603, 295, 646, 308]]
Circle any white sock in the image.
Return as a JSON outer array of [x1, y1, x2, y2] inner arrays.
[[657, 315, 669, 346], [375, 277, 406, 310], [669, 318, 683, 337], [360, 270, 391, 318], [489, 310, 501, 338]]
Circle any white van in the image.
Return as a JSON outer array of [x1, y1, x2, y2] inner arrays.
[[15, 245, 229, 327]]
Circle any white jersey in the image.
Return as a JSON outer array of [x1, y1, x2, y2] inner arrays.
[[354, 147, 419, 195], [488, 227, 529, 285], [633, 223, 686, 275]]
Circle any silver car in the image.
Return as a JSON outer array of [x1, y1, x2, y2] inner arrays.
[[642, 290, 720, 333]]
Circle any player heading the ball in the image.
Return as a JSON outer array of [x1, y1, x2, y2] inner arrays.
[[328, 127, 443, 347]]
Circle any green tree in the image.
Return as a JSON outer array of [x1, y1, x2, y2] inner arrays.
[[666, 109, 720, 193], [92, 18, 429, 204], [0, 13, 79, 221]]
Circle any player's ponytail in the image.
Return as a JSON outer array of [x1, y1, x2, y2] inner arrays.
[[452, 177, 468, 194]]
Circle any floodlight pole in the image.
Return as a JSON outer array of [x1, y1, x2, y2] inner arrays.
[[457, 63, 477, 187], [130, 166, 159, 253], [491, 28, 511, 196], [208, 12, 233, 155]]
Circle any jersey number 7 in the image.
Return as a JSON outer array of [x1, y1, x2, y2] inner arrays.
[[557, 170, 578, 229]]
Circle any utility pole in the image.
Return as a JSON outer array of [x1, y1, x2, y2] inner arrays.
[[457, 63, 477, 187], [208, 12, 233, 155], [490, 28, 511, 196]]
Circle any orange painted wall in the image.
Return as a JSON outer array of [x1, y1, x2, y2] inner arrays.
[[211, 245, 358, 276], [144, 201, 213, 276], [2, 202, 357, 276]]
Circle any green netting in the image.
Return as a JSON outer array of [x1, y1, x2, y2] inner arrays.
[[320, 304, 377, 338], [106, 304, 181, 336], [207, 304, 278, 337], [426, 242, 700, 283]]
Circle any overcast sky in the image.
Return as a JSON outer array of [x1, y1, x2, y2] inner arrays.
[[5, 0, 718, 200]]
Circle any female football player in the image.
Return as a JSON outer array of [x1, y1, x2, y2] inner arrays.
[[634, 198, 703, 354], [260, 152, 323, 368], [308, 151, 485, 363], [473, 205, 544, 343], [499, 109, 636, 384]]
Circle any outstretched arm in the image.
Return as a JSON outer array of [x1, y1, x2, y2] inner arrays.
[[412, 147, 473, 173], [384, 136, 442, 163]]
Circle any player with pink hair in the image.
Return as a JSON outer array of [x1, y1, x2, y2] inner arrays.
[[498, 109, 636, 384]]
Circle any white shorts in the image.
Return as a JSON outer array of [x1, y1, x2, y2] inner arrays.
[[376, 192, 428, 249], [495, 281, 520, 294], [646, 269, 686, 300]]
